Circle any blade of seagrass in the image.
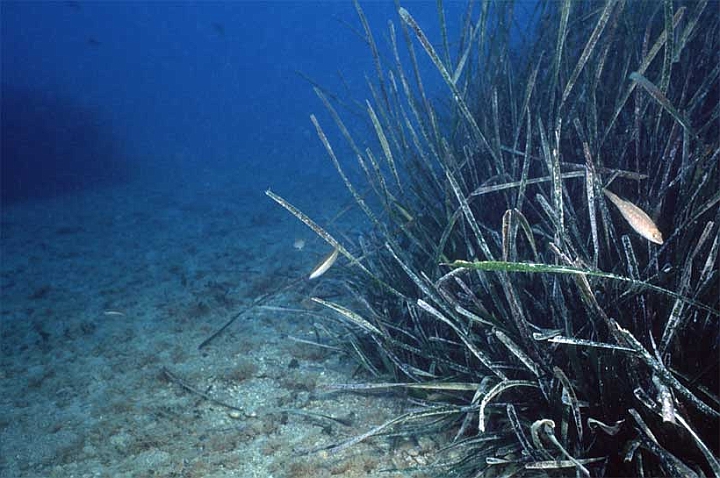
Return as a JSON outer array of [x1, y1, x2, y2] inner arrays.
[[547, 0, 571, 121], [544, 335, 636, 353], [630, 71, 696, 138], [471, 171, 586, 197], [553, 366, 583, 443], [538, 117, 565, 246], [610, 319, 719, 417], [574, 118, 600, 267], [495, 329, 541, 378], [601, 7, 685, 148], [353, 0, 389, 113], [418, 299, 506, 380], [266, 190, 405, 299], [448, 260, 720, 318], [366, 100, 403, 192], [478, 380, 539, 433], [399, 7, 500, 168], [536, 419, 591, 476], [446, 167, 495, 261], [436, 0, 451, 69], [659, 0, 674, 94], [558, 0, 619, 113], [325, 406, 459, 454], [309, 114, 385, 234], [310, 297, 384, 336]]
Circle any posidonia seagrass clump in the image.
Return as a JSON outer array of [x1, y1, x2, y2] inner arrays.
[[268, 1, 719, 476]]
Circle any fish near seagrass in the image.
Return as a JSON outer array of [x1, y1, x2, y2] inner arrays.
[[308, 247, 339, 280], [603, 188, 664, 245]]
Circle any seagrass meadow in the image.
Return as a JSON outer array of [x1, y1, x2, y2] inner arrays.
[[267, 1, 720, 476]]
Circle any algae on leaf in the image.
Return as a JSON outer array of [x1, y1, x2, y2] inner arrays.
[[269, 1, 720, 476]]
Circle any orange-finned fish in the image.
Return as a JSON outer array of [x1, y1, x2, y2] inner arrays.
[[603, 188, 664, 245]]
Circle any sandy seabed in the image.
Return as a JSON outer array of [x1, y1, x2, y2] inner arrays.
[[1, 168, 437, 478]]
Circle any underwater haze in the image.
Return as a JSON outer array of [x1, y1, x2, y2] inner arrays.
[[2, 1, 471, 203], [4, 1, 717, 477], [1, 2, 488, 476]]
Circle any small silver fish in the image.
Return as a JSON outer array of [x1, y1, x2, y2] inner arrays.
[[293, 237, 306, 251], [308, 247, 339, 280], [603, 188, 664, 245]]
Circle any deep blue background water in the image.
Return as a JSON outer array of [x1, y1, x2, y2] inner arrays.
[[2, 1, 490, 204]]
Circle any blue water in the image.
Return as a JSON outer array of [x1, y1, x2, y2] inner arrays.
[[1, 3, 538, 476], [2, 1, 478, 203]]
